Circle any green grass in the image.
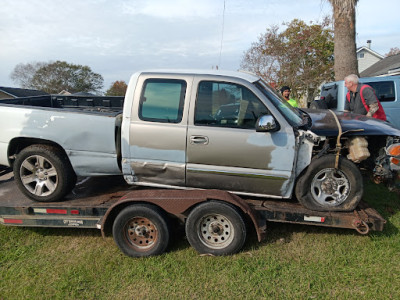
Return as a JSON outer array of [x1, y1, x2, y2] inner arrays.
[[1, 179, 400, 299]]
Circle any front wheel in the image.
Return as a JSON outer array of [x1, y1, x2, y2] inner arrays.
[[295, 155, 363, 211], [185, 201, 247, 256], [13, 144, 76, 202], [112, 204, 170, 257]]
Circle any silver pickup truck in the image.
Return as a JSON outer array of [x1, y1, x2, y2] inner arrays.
[[1, 70, 400, 212]]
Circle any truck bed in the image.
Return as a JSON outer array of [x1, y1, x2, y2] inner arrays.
[[0, 94, 124, 116]]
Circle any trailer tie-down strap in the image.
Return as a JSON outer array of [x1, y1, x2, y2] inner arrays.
[[328, 109, 343, 169], [328, 110, 364, 169]]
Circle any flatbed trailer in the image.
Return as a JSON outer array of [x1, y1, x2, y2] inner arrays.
[[0, 170, 386, 257]]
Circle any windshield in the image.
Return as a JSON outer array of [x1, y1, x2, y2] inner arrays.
[[254, 80, 303, 127]]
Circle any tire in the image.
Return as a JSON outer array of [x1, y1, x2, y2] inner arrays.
[[295, 155, 363, 212], [112, 204, 170, 257], [185, 201, 247, 256], [13, 144, 76, 202]]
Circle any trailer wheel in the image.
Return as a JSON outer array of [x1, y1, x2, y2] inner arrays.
[[112, 204, 170, 257], [13, 144, 76, 202], [185, 201, 247, 256], [295, 155, 363, 211]]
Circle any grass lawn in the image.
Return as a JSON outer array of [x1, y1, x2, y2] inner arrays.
[[1, 180, 399, 299]]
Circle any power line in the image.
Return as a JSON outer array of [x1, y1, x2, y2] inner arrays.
[[218, 0, 226, 69]]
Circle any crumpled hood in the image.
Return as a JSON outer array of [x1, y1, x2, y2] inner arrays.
[[303, 109, 400, 137]]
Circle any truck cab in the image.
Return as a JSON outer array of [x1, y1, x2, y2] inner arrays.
[[120, 70, 299, 199]]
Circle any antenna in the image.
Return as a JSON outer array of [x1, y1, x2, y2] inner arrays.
[[218, 0, 226, 69]]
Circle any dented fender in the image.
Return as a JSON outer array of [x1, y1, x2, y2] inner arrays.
[[295, 130, 323, 177]]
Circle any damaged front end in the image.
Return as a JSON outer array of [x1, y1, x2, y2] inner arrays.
[[343, 135, 400, 186], [373, 137, 400, 185], [303, 109, 400, 188]]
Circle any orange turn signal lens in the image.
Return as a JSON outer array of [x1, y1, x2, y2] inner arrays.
[[388, 144, 400, 165]]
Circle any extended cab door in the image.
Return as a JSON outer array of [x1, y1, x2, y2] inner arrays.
[[123, 73, 192, 187], [186, 77, 296, 197]]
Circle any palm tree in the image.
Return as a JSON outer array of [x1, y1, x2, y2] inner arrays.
[[328, 0, 359, 80]]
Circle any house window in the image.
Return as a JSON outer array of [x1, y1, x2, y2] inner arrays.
[[358, 53, 365, 59]]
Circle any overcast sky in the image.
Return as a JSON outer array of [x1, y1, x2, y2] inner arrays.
[[1, 0, 399, 92]]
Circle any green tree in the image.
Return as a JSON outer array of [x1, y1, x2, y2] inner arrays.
[[328, 0, 359, 80], [105, 80, 128, 96], [10, 61, 103, 94], [241, 18, 334, 105]]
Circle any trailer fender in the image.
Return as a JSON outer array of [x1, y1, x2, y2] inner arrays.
[[101, 189, 267, 242]]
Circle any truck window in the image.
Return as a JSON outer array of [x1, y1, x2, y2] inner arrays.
[[320, 84, 338, 109], [139, 79, 186, 123], [364, 81, 395, 102], [194, 81, 269, 129]]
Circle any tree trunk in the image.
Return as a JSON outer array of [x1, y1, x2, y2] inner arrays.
[[330, 0, 359, 81]]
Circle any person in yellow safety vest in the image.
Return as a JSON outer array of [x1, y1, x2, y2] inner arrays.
[[280, 86, 298, 107]]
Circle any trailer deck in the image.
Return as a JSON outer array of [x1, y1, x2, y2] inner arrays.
[[0, 169, 386, 236], [0, 173, 134, 228]]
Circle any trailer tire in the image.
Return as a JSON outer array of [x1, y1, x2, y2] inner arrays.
[[295, 155, 363, 211], [185, 201, 247, 256], [112, 204, 170, 257], [13, 144, 76, 202]]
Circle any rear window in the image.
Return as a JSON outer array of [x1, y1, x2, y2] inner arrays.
[[139, 79, 186, 123], [319, 84, 338, 109]]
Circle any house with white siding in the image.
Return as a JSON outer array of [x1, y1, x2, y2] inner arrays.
[[360, 53, 400, 77], [357, 40, 384, 73]]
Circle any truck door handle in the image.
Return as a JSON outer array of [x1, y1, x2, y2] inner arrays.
[[190, 135, 209, 145]]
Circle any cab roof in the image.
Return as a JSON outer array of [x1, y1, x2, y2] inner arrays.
[[136, 69, 261, 83]]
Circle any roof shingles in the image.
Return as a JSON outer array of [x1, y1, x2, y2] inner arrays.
[[360, 53, 400, 77], [0, 87, 48, 98]]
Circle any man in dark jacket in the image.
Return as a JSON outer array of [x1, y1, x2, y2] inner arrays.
[[344, 74, 386, 120]]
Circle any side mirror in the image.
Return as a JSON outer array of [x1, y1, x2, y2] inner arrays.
[[256, 115, 278, 132]]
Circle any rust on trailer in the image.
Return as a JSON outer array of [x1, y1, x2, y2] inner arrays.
[[0, 175, 133, 208], [101, 189, 266, 242], [246, 199, 386, 234]]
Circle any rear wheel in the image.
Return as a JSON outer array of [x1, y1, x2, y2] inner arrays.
[[185, 201, 247, 256], [13, 144, 76, 202], [295, 155, 363, 211], [112, 204, 170, 257]]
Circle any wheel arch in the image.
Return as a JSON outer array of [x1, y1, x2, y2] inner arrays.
[[8, 137, 71, 168], [101, 189, 265, 242]]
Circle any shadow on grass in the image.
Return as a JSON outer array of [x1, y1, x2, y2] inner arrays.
[[242, 215, 399, 253], [16, 219, 191, 254], [240, 176, 400, 253], [21, 226, 101, 237]]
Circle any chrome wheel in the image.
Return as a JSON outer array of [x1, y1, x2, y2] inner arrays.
[[311, 168, 350, 207], [19, 154, 58, 197]]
